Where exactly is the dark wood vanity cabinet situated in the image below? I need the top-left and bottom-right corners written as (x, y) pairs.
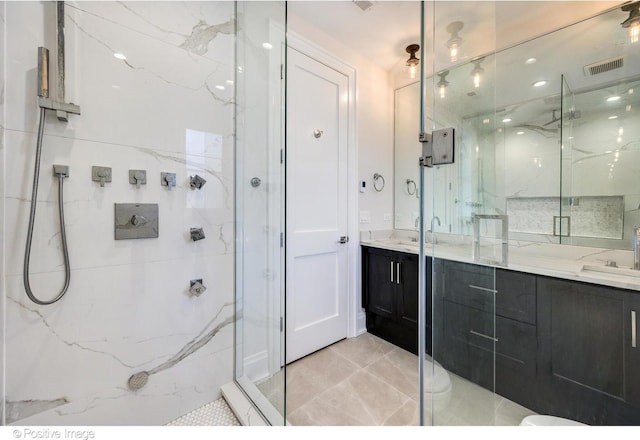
top-left (361, 246), bottom-right (428, 355)
top-left (434, 260), bottom-right (538, 409)
top-left (361, 245), bottom-right (640, 424)
top-left (537, 277), bottom-right (640, 425)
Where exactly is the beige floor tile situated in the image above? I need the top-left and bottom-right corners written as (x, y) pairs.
top-left (287, 394), bottom-right (372, 426)
top-left (330, 332), bottom-right (397, 368)
top-left (284, 332), bottom-right (536, 426)
top-left (365, 347), bottom-right (419, 401)
top-left (304, 369), bottom-right (412, 425)
top-left (382, 398), bottom-right (420, 426)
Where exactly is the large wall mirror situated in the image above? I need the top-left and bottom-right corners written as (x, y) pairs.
top-left (394, 5), bottom-right (640, 250)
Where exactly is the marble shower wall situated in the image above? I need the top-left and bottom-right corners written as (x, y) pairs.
top-left (506, 196), bottom-right (625, 239)
top-left (2, 1), bottom-right (235, 425)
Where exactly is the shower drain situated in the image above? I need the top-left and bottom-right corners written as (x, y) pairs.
top-left (127, 371), bottom-right (150, 390)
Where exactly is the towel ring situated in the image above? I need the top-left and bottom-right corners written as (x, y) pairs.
top-left (373, 173), bottom-right (385, 192)
top-left (406, 179), bottom-right (416, 196)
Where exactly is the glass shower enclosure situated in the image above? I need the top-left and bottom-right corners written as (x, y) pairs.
top-left (234, 0), bottom-right (287, 425)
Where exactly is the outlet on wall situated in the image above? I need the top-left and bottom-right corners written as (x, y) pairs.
top-left (384, 213), bottom-right (392, 221)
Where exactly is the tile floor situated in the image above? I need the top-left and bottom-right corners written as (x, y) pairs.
top-left (166, 397), bottom-right (240, 426)
top-left (285, 332), bottom-right (537, 426)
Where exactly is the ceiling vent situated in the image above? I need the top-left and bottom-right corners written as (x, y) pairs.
top-left (353, 1), bottom-right (374, 12)
top-left (583, 56), bottom-right (624, 76)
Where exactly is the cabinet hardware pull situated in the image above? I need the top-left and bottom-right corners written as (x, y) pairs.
top-left (390, 261), bottom-right (394, 283)
top-left (468, 284), bottom-right (498, 294)
top-left (470, 330), bottom-right (499, 342)
top-left (397, 262), bottom-right (401, 285)
top-left (633, 310), bottom-right (637, 349)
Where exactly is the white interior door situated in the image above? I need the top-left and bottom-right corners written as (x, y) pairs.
top-left (286, 47), bottom-right (349, 363)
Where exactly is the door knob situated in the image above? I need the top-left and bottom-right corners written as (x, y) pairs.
top-left (338, 236), bottom-right (349, 244)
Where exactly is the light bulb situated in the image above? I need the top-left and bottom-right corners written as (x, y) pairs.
top-left (439, 84), bottom-right (446, 99)
top-left (630, 22), bottom-right (640, 44)
top-left (450, 45), bottom-right (458, 61)
top-left (473, 72), bottom-right (481, 88)
top-left (409, 64), bottom-right (417, 79)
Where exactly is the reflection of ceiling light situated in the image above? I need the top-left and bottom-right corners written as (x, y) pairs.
top-left (627, 105), bottom-right (632, 112)
top-left (608, 115), bottom-right (618, 119)
top-left (405, 44), bottom-right (420, 79)
top-left (517, 131), bottom-right (524, 135)
top-left (437, 70), bottom-right (449, 99)
top-left (502, 118), bottom-right (512, 123)
top-left (532, 80), bottom-right (548, 87)
top-left (630, 88), bottom-right (635, 94)
top-left (471, 57), bottom-right (484, 88)
top-left (262, 42), bottom-right (273, 50)
top-left (525, 58), bottom-right (537, 64)
top-left (621, 2), bottom-right (640, 44)
top-left (114, 53), bottom-right (127, 60)
top-left (215, 85), bottom-right (225, 90)
top-left (568, 136), bottom-right (574, 140)
top-left (483, 119), bottom-right (490, 124)
top-left (607, 95), bottom-right (621, 102)
top-left (446, 21), bottom-right (464, 62)
top-left (226, 80), bottom-right (234, 85)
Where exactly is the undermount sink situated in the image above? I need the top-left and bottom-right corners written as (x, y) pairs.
top-left (581, 264), bottom-right (640, 278)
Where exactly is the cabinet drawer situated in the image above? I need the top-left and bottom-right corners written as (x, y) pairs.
top-left (442, 300), bottom-right (536, 374)
top-left (440, 261), bottom-right (536, 324)
top-left (496, 269), bottom-right (536, 324)
top-left (440, 260), bottom-right (495, 312)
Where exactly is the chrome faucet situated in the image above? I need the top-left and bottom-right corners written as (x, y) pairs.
top-left (430, 216), bottom-right (441, 231)
top-left (414, 216), bottom-right (420, 231)
top-left (633, 225), bottom-right (640, 270)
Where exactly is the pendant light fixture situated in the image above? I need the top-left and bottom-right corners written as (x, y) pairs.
top-left (437, 70), bottom-right (450, 99)
top-left (405, 44), bottom-right (420, 79)
top-left (471, 57), bottom-right (485, 88)
top-left (446, 21), bottom-right (464, 62)
top-left (621, 1), bottom-right (640, 44)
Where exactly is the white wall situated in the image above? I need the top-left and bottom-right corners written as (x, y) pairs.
top-left (2, 1), bottom-right (235, 425)
top-left (288, 11), bottom-right (394, 232)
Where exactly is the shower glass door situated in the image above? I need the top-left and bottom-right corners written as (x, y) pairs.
top-left (234, 0), bottom-right (287, 425)
top-left (420, 0), bottom-right (500, 426)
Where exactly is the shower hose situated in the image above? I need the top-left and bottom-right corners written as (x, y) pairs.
top-left (23, 107), bottom-right (71, 305)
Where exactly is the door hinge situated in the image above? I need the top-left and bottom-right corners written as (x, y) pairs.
top-left (280, 232), bottom-right (284, 247)
top-left (280, 64), bottom-right (284, 80)
top-left (280, 316), bottom-right (284, 332)
top-left (280, 149), bottom-right (284, 164)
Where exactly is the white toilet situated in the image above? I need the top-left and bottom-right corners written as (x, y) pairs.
top-left (520, 415), bottom-right (587, 426)
top-left (424, 357), bottom-right (452, 411)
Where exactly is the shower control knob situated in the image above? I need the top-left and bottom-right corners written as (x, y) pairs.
top-left (129, 169), bottom-right (147, 188)
top-left (130, 215), bottom-right (146, 227)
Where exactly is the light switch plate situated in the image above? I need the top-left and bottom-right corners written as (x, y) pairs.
top-left (359, 211), bottom-right (371, 224)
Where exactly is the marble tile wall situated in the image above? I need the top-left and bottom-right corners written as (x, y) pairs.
top-left (507, 196), bottom-right (624, 239)
top-left (2, 1), bottom-right (235, 425)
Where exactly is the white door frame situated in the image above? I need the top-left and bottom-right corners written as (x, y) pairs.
top-left (286, 31), bottom-right (360, 339)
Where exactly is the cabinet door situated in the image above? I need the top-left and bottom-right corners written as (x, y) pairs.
top-left (362, 247), bottom-right (396, 319)
top-left (625, 293), bottom-right (640, 408)
top-left (539, 277), bottom-right (624, 399)
top-left (537, 277), bottom-right (638, 424)
top-left (397, 253), bottom-right (418, 329)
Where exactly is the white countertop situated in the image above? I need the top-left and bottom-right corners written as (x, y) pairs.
top-left (360, 231), bottom-right (640, 292)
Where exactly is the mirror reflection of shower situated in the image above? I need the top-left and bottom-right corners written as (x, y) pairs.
top-left (24, 2), bottom-right (81, 305)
